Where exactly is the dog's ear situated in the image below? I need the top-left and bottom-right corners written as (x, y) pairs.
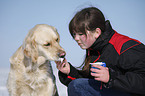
top-left (23, 37), bottom-right (38, 63)
top-left (9, 46), bottom-right (24, 68)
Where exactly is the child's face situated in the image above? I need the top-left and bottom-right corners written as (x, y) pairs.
top-left (73, 30), bottom-right (99, 49)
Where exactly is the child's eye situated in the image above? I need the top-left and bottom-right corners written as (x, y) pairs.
top-left (72, 33), bottom-right (76, 37)
top-left (72, 32), bottom-right (84, 38)
top-left (73, 33), bottom-right (76, 36)
top-left (79, 33), bottom-right (83, 36)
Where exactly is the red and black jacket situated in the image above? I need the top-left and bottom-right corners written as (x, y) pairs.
top-left (58, 21), bottom-right (145, 95)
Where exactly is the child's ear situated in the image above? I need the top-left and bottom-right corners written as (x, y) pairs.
top-left (94, 28), bottom-right (101, 39)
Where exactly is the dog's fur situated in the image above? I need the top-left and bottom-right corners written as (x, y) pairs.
top-left (7, 24), bottom-right (66, 96)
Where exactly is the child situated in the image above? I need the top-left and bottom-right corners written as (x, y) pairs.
top-left (55, 7), bottom-right (145, 96)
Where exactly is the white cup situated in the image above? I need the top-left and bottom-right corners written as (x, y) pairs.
top-left (90, 62), bottom-right (106, 72)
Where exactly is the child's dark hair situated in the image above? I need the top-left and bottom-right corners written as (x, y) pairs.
top-left (69, 7), bottom-right (106, 76)
top-left (69, 7), bottom-right (105, 38)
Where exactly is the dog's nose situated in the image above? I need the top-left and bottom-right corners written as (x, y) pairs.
top-left (58, 50), bottom-right (66, 58)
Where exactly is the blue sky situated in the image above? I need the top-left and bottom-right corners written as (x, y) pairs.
top-left (0, 0), bottom-right (145, 68)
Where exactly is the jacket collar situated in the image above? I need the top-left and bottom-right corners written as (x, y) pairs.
top-left (88, 20), bottom-right (115, 53)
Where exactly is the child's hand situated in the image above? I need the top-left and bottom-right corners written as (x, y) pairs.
top-left (90, 65), bottom-right (110, 83)
top-left (55, 58), bottom-right (70, 75)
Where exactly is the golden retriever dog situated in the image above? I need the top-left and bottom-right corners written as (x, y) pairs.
top-left (7, 24), bottom-right (66, 96)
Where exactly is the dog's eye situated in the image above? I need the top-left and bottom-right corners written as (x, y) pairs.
top-left (44, 43), bottom-right (50, 46)
top-left (56, 38), bottom-right (59, 42)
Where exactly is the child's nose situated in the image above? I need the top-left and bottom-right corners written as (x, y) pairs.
top-left (74, 35), bottom-right (79, 41)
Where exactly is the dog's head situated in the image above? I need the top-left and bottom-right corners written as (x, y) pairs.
top-left (22, 24), bottom-right (66, 64)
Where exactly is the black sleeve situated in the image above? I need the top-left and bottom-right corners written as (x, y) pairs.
top-left (58, 63), bottom-right (83, 86)
top-left (104, 43), bottom-right (145, 95)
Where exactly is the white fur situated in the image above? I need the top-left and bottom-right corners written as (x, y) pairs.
top-left (7, 24), bottom-right (65, 96)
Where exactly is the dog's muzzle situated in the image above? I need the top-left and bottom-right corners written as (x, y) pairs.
top-left (58, 50), bottom-right (66, 58)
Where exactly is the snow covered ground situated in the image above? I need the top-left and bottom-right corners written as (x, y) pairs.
top-left (0, 68), bottom-right (9, 96)
top-left (0, 65), bottom-right (67, 96)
